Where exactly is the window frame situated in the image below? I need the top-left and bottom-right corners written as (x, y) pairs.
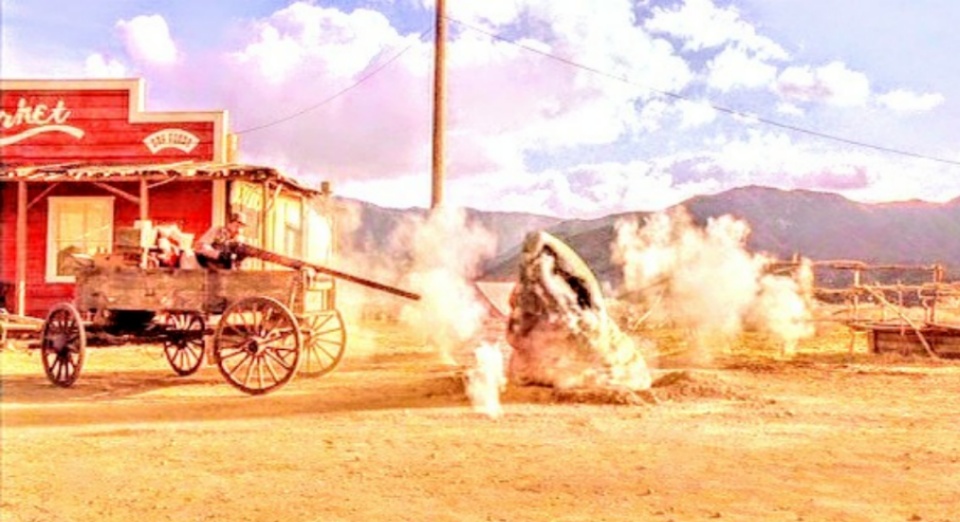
top-left (45, 196), bottom-right (115, 283)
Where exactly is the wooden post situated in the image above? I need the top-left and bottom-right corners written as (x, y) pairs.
top-left (227, 133), bottom-right (239, 163)
top-left (260, 183), bottom-right (270, 270)
top-left (852, 268), bottom-right (861, 321)
top-left (930, 264), bottom-right (942, 323)
top-left (15, 181), bottom-right (27, 316)
top-left (430, 0), bottom-right (447, 210)
top-left (299, 193), bottom-right (307, 260)
top-left (862, 285), bottom-right (938, 359)
top-left (139, 179), bottom-right (149, 221)
top-left (139, 179), bottom-right (150, 269)
top-left (212, 180), bottom-right (226, 227)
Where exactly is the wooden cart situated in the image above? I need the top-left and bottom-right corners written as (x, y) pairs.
top-left (38, 245), bottom-right (418, 395)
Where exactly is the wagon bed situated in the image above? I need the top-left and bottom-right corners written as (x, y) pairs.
top-left (39, 264), bottom-right (347, 395)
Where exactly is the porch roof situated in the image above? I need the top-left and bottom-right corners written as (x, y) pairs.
top-left (0, 161), bottom-right (326, 196)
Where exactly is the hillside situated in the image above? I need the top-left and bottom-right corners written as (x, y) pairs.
top-left (337, 186), bottom-right (960, 286)
top-left (332, 197), bottom-right (563, 257)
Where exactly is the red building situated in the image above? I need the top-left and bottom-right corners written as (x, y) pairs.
top-left (0, 79), bottom-right (331, 318)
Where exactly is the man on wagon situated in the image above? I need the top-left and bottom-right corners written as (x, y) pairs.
top-left (195, 213), bottom-right (247, 270)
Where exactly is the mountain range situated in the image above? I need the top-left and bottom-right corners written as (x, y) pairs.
top-left (336, 185), bottom-right (960, 287)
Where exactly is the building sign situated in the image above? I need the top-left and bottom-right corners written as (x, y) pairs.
top-left (143, 128), bottom-right (201, 153)
top-left (0, 98), bottom-right (84, 146)
top-left (0, 79), bottom-right (227, 165)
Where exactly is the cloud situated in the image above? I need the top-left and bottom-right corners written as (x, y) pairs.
top-left (84, 53), bottom-right (127, 78)
top-left (116, 14), bottom-right (179, 65)
top-left (774, 61), bottom-right (871, 107)
top-left (218, 0), bottom-right (696, 187)
top-left (677, 99), bottom-right (719, 128)
top-left (444, 160), bottom-right (719, 218)
top-left (706, 44), bottom-right (779, 92)
top-left (222, 3), bottom-right (432, 181)
top-left (776, 102), bottom-right (804, 116)
top-left (7, 0), bottom-right (954, 218)
top-left (231, 3), bottom-right (403, 83)
top-left (875, 89), bottom-right (945, 113)
top-left (795, 166), bottom-right (871, 191)
top-left (424, 0), bottom-right (523, 27)
top-left (674, 129), bottom-right (882, 193)
top-left (645, 0), bottom-right (789, 60)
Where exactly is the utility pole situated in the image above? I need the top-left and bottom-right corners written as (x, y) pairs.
top-left (430, 0), bottom-right (447, 209)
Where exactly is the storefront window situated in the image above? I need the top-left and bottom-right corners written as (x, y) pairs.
top-left (46, 197), bottom-right (114, 282)
top-left (306, 208), bottom-right (333, 265)
top-left (273, 195), bottom-right (302, 259)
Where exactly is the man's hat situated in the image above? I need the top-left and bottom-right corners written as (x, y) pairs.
top-left (229, 212), bottom-right (248, 226)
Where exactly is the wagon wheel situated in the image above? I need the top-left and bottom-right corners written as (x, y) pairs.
top-left (163, 312), bottom-right (206, 376)
top-left (214, 296), bottom-right (301, 395)
top-left (40, 303), bottom-right (87, 387)
top-left (299, 310), bottom-right (347, 377)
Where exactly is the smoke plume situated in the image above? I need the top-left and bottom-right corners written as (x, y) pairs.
top-left (612, 208), bottom-right (814, 361)
top-left (464, 342), bottom-right (508, 419)
top-left (392, 206), bottom-right (499, 363)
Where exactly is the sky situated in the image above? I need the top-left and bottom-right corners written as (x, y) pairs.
top-left (3, 0), bottom-right (959, 219)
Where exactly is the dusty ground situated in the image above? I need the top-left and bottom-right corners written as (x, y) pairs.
top-left (2, 321), bottom-right (959, 522)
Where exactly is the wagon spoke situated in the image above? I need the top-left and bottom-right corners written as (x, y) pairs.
top-left (59, 357), bottom-right (69, 382)
top-left (271, 345), bottom-right (298, 359)
top-left (264, 347), bottom-right (294, 372)
top-left (299, 311), bottom-right (346, 378)
top-left (219, 331), bottom-right (249, 350)
top-left (247, 301), bottom-right (260, 332)
top-left (242, 356), bottom-right (256, 388)
top-left (313, 314), bottom-right (334, 329)
top-left (262, 354), bottom-right (282, 383)
top-left (313, 344), bottom-right (337, 361)
top-left (262, 328), bottom-right (297, 346)
top-left (188, 346), bottom-right (202, 365)
top-left (313, 326), bottom-right (343, 336)
top-left (255, 356), bottom-right (265, 389)
top-left (227, 351), bottom-right (253, 376)
top-left (259, 306), bottom-right (274, 336)
top-left (219, 346), bottom-right (245, 360)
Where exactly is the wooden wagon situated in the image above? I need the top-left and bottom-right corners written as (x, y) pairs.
top-left (39, 243), bottom-right (418, 395)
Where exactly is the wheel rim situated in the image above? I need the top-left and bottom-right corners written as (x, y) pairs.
top-left (163, 313), bottom-right (206, 376)
top-left (41, 304), bottom-right (86, 387)
top-left (299, 311), bottom-right (346, 377)
top-left (214, 297), bottom-right (301, 395)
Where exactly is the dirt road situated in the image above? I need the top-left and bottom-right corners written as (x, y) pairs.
top-left (2, 324), bottom-right (959, 522)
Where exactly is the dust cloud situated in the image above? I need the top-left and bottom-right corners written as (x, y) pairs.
top-left (463, 342), bottom-right (508, 419)
top-left (329, 202), bottom-right (499, 365)
top-left (317, 201), bottom-right (507, 413)
top-left (612, 208), bottom-right (814, 362)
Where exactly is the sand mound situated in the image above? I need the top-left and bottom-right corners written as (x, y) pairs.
top-left (413, 367), bottom-right (754, 407)
top-left (650, 370), bottom-right (753, 402)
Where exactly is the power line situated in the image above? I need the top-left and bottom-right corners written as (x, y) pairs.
top-left (445, 16), bottom-right (960, 168)
top-left (236, 26), bottom-right (434, 135)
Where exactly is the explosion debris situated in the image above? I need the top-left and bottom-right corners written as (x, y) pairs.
top-left (506, 231), bottom-right (653, 392)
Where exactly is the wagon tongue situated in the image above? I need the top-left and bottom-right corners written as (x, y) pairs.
top-left (233, 243), bottom-right (421, 301)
